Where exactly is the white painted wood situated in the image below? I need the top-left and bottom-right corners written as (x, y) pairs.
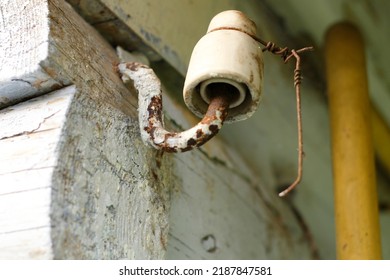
top-left (0, 68), bottom-right (67, 109)
top-left (0, 227), bottom-right (52, 259)
top-left (0, 0), bottom-right (134, 112)
top-left (0, 0), bottom-right (49, 81)
top-left (0, 0), bottom-right (67, 109)
top-left (0, 86), bottom-right (75, 259)
top-left (0, 168), bottom-right (53, 195)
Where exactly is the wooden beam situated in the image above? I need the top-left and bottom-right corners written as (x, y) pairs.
top-left (0, 0), bottom-right (137, 115)
top-left (0, 0), bottom-right (49, 81)
top-left (0, 86), bottom-right (75, 259)
top-left (0, 0), bottom-right (68, 108)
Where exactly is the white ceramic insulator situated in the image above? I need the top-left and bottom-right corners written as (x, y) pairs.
top-left (183, 10), bottom-right (264, 123)
top-left (200, 78), bottom-right (246, 109)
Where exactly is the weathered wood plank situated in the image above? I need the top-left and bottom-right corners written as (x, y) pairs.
top-left (45, 0), bottom-right (138, 116)
top-left (0, 0), bottom-right (68, 108)
top-left (0, 0), bottom-right (49, 81)
top-left (50, 92), bottom-right (173, 259)
top-left (0, 169), bottom-right (53, 195)
top-left (0, 86), bottom-right (75, 259)
top-left (0, 227), bottom-right (52, 259)
top-left (0, 0), bottom-right (137, 115)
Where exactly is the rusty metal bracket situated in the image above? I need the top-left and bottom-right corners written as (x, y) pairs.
top-left (119, 62), bottom-right (232, 152)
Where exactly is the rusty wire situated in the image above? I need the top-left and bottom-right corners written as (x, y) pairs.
top-left (259, 39), bottom-right (314, 197)
top-left (213, 27), bottom-right (313, 196)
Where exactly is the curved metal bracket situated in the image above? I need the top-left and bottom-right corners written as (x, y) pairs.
top-left (119, 62), bottom-right (232, 153)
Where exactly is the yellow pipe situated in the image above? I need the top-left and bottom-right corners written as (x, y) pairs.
top-left (325, 22), bottom-right (382, 259)
top-left (372, 105), bottom-right (390, 177)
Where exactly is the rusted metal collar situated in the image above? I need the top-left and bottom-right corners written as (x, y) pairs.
top-left (118, 62), bottom-right (230, 152)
